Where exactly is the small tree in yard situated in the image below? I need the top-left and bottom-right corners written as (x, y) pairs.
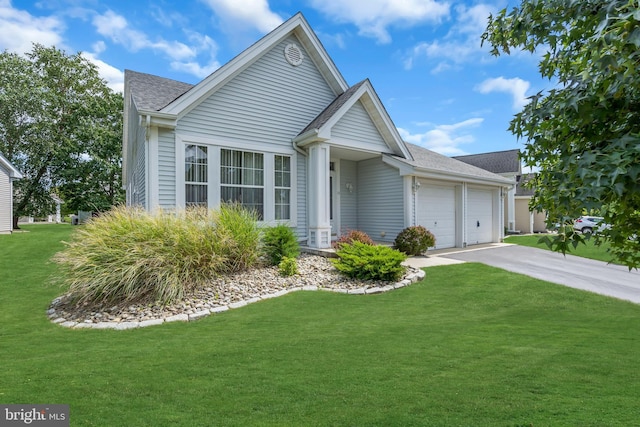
top-left (0, 44), bottom-right (124, 228)
top-left (482, 0), bottom-right (640, 268)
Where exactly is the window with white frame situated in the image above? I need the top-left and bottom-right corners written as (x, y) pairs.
top-left (274, 155), bottom-right (291, 220)
top-left (185, 144), bottom-right (208, 206)
top-left (220, 149), bottom-right (264, 219)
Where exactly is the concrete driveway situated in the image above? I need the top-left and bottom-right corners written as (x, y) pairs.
top-left (438, 244), bottom-right (640, 304)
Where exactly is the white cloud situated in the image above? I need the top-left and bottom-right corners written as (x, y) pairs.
top-left (476, 77), bottom-right (530, 109)
top-left (309, 0), bottom-right (450, 44)
top-left (0, 2), bottom-right (123, 92)
top-left (317, 30), bottom-right (347, 49)
top-left (403, 3), bottom-right (494, 71)
top-left (0, 0), bottom-right (64, 54)
top-left (200, 0), bottom-right (283, 33)
top-left (169, 31), bottom-right (220, 79)
top-left (81, 51), bottom-right (124, 93)
top-left (92, 10), bottom-right (222, 79)
top-left (398, 118), bottom-right (484, 156)
top-left (93, 10), bottom-right (196, 61)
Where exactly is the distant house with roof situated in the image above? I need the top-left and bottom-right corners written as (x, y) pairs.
top-left (122, 12), bottom-right (514, 249)
top-left (0, 152), bottom-right (23, 234)
top-left (514, 173), bottom-right (547, 233)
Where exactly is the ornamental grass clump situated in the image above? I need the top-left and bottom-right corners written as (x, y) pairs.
top-left (394, 225), bottom-right (436, 256)
top-left (332, 241), bottom-right (407, 282)
top-left (53, 204), bottom-right (260, 306)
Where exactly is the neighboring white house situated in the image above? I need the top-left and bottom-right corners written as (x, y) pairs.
top-left (0, 152), bottom-right (23, 234)
top-left (122, 12), bottom-right (514, 249)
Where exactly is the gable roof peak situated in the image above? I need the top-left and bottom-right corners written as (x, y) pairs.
top-left (160, 11), bottom-right (348, 116)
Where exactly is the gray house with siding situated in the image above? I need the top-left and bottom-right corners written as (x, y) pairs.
top-left (123, 12), bottom-right (514, 249)
top-left (0, 152), bottom-right (23, 234)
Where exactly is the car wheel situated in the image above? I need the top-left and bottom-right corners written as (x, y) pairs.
top-left (581, 227), bottom-right (593, 234)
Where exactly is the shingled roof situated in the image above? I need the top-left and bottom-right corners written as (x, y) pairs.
top-left (125, 69), bottom-right (194, 111)
top-left (399, 143), bottom-right (514, 182)
top-left (453, 149), bottom-right (521, 174)
top-left (298, 80), bottom-right (367, 135)
top-left (516, 173), bottom-right (536, 196)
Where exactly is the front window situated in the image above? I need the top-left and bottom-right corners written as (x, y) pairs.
top-left (274, 155), bottom-right (291, 220)
top-left (220, 149), bottom-right (264, 219)
top-left (185, 144), bottom-right (208, 206)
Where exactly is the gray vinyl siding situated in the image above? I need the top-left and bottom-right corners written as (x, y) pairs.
top-left (158, 129), bottom-right (176, 208)
top-left (177, 35), bottom-right (337, 148)
top-left (134, 137), bottom-right (146, 208)
top-left (332, 101), bottom-right (390, 152)
top-left (339, 159), bottom-right (357, 232)
top-left (357, 158), bottom-right (404, 242)
top-left (295, 154), bottom-right (307, 238)
top-left (0, 164), bottom-right (10, 233)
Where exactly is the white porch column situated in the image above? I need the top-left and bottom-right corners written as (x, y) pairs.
top-left (307, 143), bottom-right (331, 248)
top-left (507, 184), bottom-right (516, 231)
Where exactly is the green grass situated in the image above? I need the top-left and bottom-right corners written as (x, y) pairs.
top-left (505, 233), bottom-right (617, 263)
top-left (2, 224), bottom-right (640, 426)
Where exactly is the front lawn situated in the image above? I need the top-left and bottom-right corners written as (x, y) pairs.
top-left (2, 225), bottom-right (639, 426)
top-left (505, 233), bottom-right (617, 264)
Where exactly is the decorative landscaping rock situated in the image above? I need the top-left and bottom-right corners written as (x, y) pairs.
top-left (49, 254), bottom-right (426, 329)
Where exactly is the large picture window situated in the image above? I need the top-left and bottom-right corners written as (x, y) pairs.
top-left (274, 155), bottom-right (291, 220)
top-left (185, 144), bottom-right (208, 206)
top-left (220, 149), bottom-right (264, 219)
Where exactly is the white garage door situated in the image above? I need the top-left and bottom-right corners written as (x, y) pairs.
top-left (467, 188), bottom-right (493, 245)
top-left (417, 183), bottom-right (456, 249)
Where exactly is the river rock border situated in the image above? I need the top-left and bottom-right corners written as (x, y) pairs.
top-left (48, 254), bottom-right (425, 330)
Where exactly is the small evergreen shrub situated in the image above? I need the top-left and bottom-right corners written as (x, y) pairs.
top-left (278, 256), bottom-right (299, 277)
top-left (53, 205), bottom-right (261, 306)
top-left (331, 241), bottom-right (407, 282)
top-left (262, 224), bottom-right (300, 266)
top-left (394, 225), bottom-right (436, 256)
top-left (332, 229), bottom-right (374, 249)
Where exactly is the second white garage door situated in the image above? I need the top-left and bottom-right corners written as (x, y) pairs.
top-left (417, 184), bottom-right (456, 249)
top-left (467, 188), bottom-right (494, 245)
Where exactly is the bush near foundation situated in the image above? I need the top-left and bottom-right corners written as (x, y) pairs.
top-left (53, 204), bottom-right (260, 306)
top-left (394, 226), bottom-right (436, 256)
top-left (332, 229), bottom-right (374, 249)
top-left (332, 241), bottom-right (407, 282)
top-left (262, 224), bottom-right (300, 266)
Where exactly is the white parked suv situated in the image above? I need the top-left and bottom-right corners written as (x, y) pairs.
top-left (573, 216), bottom-right (607, 233)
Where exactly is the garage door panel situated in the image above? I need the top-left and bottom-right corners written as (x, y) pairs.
top-left (417, 184), bottom-right (456, 249)
top-left (467, 189), bottom-right (493, 245)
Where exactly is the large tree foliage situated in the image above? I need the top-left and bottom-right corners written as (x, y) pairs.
top-left (482, 0), bottom-right (640, 268)
top-left (0, 44), bottom-right (124, 227)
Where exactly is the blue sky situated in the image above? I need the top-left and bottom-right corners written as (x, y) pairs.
top-left (1, 0), bottom-right (550, 156)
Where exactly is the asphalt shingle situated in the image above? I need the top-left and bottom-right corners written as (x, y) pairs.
top-left (452, 149), bottom-right (521, 174)
top-left (401, 143), bottom-right (513, 181)
top-left (125, 69), bottom-right (194, 111)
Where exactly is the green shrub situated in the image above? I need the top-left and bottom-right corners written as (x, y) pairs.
top-left (331, 241), bottom-right (407, 282)
top-left (262, 223), bottom-right (299, 266)
top-left (394, 225), bottom-right (436, 256)
top-left (53, 205), bottom-right (261, 306)
top-left (333, 229), bottom-right (375, 249)
top-left (278, 256), bottom-right (299, 277)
